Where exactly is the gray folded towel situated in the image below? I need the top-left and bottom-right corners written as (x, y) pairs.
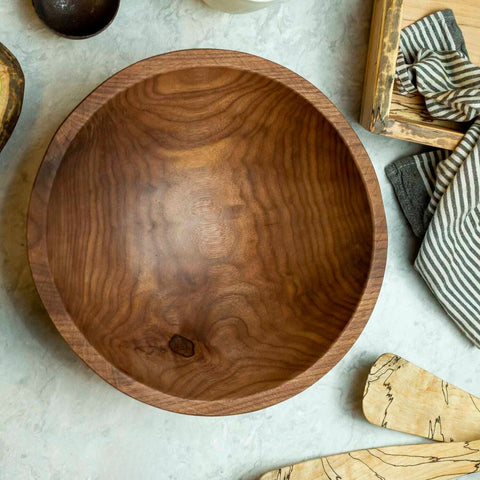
top-left (386, 9), bottom-right (480, 347)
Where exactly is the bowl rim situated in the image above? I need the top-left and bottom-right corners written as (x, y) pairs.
top-left (27, 49), bottom-right (387, 416)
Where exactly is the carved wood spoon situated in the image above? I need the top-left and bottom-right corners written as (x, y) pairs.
top-left (363, 353), bottom-right (480, 442)
top-left (259, 439), bottom-right (480, 479)
top-left (32, 0), bottom-right (120, 38)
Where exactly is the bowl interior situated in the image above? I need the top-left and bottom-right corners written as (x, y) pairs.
top-left (45, 66), bottom-right (373, 402)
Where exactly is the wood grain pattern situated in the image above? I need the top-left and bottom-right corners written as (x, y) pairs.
top-left (27, 50), bottom-right (387, 415)
top-left (0, 43), bottom-right (24, 153)
top-left (389, 90), bottom-right (467, 131)
top-left (361, 0), bottom-right (480, 149)
top-left (383, 118), bottom-right (467, 150)
top-left (259, 440), bottom-right (480, 480)
top-left (363, 353), bottom-right (480, 442)
top-left (360, 0), bottom-right (403, 133)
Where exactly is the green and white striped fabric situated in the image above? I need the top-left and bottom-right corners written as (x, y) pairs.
top-left (386, 9), bottom-right (480, 347)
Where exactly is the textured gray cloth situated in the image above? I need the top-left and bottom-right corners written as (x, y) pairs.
top-left (386, 9), bottom-right (480, 347)
top-left (385, 150), bottom-right (449, 238)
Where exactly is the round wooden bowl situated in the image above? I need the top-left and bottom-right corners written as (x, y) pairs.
top-left (32, 0), bottom-right (120, 39)
top-left (28, 50), bottom-right (387, 415)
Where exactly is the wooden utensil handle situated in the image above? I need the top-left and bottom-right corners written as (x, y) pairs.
top-left (259, 440), bottom-right (480, 480)
top-left (363, 353), bottom-right (480, 442)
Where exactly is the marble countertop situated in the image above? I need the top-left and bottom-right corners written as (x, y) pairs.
top-left (0, 1), bottom-right (478, 479)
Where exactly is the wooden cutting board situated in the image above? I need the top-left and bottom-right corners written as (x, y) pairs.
top-left (0, 42), bottom-right (24, 153)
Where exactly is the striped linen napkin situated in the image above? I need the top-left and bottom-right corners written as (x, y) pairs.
top-left (385, 9), bottom-right (480, 347)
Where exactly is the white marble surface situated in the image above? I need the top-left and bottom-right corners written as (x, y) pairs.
top-left (0, 1), bottom-right (479, 479)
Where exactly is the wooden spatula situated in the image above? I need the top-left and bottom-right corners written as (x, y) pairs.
top-left (259, 439), bottom-right (480, 479)
top-left (363, 353), bottom-right (480, 442)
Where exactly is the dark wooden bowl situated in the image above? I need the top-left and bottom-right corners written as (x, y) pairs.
top-left (28, 50), bottom-right (387, 415)
top-left (32, 0), bottom-right (120, 39)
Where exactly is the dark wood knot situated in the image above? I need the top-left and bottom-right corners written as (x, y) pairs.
top-left (169, 335), bottom-right (195, 358)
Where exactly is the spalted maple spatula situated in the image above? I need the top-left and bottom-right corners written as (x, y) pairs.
top-left (363, 353), bottom-right (480, 442)
top-left (259, 439), bottom-right (480, 479)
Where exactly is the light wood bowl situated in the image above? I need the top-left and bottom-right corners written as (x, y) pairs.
top-left (28, 50), bottom-right (387, 415)
top-left (0, 43), bottom-right (24, 152)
